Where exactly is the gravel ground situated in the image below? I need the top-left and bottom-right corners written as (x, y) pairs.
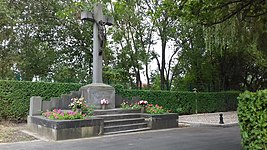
top-left (179, 111), bottom-right (238, 125)
top-left (0, 121), bottom-right (37, 143)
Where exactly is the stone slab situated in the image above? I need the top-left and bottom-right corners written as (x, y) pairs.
top-left (50, 97), bottom-right (61, 109)
top-left (29, 96), bottom-right (42, 116)
top-left (42, 101), bottom-right (51, 112)
top-left (142, 113), bottom-right (178, 129)
top-left (61, 94), bottom-right (71, 109)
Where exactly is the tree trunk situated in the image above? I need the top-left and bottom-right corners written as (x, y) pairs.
top-left (160, 39), bottom-right (166, 90)
top-left (145, 62), bottom-right (150, 87)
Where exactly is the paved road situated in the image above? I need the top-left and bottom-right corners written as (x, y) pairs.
top-left (0, 127), bottom-right (242, 150)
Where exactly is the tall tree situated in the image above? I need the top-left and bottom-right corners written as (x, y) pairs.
top-left (145, 0), bottom-right (182, 90)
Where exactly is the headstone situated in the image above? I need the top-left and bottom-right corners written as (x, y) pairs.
top-left (61, 94), bottom-right (72, 109)
top-left (29, 96), bottom-right (42, 116)
top-left (50, 97), bottom-right (61, 109)
top-left (81, 3), bottom-right (115, 109)
top-left (42, 101), bottom-right (51, 112)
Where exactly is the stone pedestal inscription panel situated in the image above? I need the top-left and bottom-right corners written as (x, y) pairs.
top-left (80, 83), bottom-right (115, 109)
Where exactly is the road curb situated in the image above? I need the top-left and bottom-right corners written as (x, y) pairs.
top-left (179, 122), bottom-right (239, 128)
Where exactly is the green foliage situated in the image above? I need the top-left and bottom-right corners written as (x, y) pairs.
top-left (0, 80), bottom-right (81, 121)
top-left (116, 89), bottom-right (240, 114)
top-left (237, 90), bottom-right (267, 149)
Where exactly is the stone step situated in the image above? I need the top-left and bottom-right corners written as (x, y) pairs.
top-left (104, 118), bottom-right (145, 126)
top-left (93, 108), bottom-right (140, 115)
top-left (104, 127), bottom-right (151, 135)
top-left (104, 122), bottom-right (148, 133)
top-left (95, 113), bottom-right (142, 120)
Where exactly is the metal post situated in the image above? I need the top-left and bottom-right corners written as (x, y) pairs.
top-left (219, 114), bottom-right (224, 124)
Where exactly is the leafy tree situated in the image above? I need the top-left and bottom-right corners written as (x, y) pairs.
top-left (110, 0), bottom-right (153, 89)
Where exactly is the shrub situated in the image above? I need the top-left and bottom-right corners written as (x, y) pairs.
top-left (116, 89), bottom-right (240, 114)
top-left (237, 90), bottom-right (267, 149)
top-left (0, 80), bottom-right (81, 121)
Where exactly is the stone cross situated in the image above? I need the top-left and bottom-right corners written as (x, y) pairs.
top-left (81, 3), bottom-right (113, 83)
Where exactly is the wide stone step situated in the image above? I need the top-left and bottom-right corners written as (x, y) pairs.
top-left (93, 108), bottom-right (140, 115)
top-left (104, 122), bottom-right (148, 133)
top-left (104, 118), bottom-right (145, 126)
top-left (96, 113), bottom-right (142, 120)
top-left (104, 127), bottom-right (150, 135)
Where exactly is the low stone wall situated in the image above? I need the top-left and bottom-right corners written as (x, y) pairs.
top-left (27, 116), bottom-right (104, 140)
top-left (142, 113), bottom-right (178, 129)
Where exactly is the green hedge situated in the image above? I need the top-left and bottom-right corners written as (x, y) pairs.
top-left (116, 90), bottom-right (240, 114)
top-left (0, 80), bottom-right (81, 121)
top-left (238, 90), bottom-right (267, 149)
top-left (0, 80), bottom-right (240, 121)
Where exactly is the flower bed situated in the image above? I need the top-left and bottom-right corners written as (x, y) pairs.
top-left (120, 100), bottom-right (170, 114)
top-left (120, 100), bottom-right (178, 129)
top-left (42, 109), bottom-right (86, 120)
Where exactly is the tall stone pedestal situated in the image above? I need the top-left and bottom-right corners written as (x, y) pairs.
top-left (80, 83), bottom-right (115, 109)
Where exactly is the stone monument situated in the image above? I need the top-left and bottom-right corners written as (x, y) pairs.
top-left (80, 3), bottom-right (115, 109)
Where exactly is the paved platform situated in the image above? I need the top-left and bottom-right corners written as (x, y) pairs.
top-left (0, 126), bottom-right (242, 150)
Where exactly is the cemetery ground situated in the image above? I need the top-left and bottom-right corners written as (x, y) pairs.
top-left (0, 121), bottom-right (37, 143)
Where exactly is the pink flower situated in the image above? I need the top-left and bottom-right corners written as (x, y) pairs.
top-left (57, 109), bottom-right (62, 114)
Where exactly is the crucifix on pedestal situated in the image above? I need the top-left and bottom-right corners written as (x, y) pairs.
top-left (81, 3), bottom-right (114, 83)
top-left (80, 3), bottom-right (115, 109)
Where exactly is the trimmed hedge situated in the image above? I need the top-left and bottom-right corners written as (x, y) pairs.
top-left (0, 80), bottom-right (240, 121)
top-left (0, 80), bottom-right (81, 121)
top-left (238, 90), bottom-right (267, 149)
top-left (116, 90), bottom-right (240, 114)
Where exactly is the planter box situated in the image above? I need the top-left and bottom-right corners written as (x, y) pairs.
top-left (142, 113), bottom-right (178, 129)
top-left (27, 116), bottom-right (104, 140)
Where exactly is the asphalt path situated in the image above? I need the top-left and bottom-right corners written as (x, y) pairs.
top-left (0, 127), bottom-right (242, 150)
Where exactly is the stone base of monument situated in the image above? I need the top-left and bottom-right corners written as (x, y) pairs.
top-left (27, 92), bottom-right (179, 141)
top-left (27, 116), bottom-right (104, 140)
top-left (27, 110), bottom-right (179, 140)
top-left (142, 113), bottom-right (178, 130)
top-left (80, 83), bottom-right (115, 109)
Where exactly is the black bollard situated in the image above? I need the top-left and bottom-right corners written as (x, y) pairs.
top-left (219, 114), bottom-right (224, 124)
